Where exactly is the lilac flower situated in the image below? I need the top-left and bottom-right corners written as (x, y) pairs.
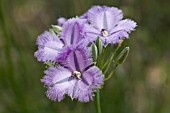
top-left (55, 18), bottom-right (89, 62)
top-left (41, 46), bottom-right (104, 102)
top-left (34, 31), bottom-right (64, 62)
top-left (57, 17), bottom-right (67, 26)
top-left (35, 18), bottom-right (88, 62)
top-left (60, 18), bottom-right (88, 47)
top-left (83, 6), bottom-right (137, 45)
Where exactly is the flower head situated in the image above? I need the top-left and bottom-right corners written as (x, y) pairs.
top-left (83, 6), bottom-right (137, 45)
top-left (34, 31), bottom-right (64, 62)
top-left (35, 18), bottom-right (88, 62)
top-left (41, 46), bottom-right (104, 102)
top-left (35, 5), bottom-right (137, 103)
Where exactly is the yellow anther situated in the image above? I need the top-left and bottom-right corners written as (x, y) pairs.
top-left (101, 30), bottom-right (108, 37)
top-left (73, 71), bottom-right (81, 79)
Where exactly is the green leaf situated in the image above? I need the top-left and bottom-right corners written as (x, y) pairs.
top-left (116, 47), bottom-right (130, 64)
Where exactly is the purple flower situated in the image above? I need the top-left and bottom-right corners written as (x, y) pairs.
top-left (60, 18), bottom-right (88, 47)
top-left (57, 17), bottom-right (67, 26)
top-left (35, 18), bottom-right (88, 63)
top-left (83, 6), bottom-right (137, 45)
top-left (41, 46), bottom-right (104, 102)
top-left (34, 31), bottom-right (64, 62)
top-left (56, 18), bottom-right (89, 62)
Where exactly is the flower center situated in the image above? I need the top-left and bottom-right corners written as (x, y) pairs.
top-left (73, 71), bottom-right (82, 79)
top-left (101, 29), bottom-right (108, 37)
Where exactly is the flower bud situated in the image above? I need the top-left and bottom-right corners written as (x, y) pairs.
top-left (95, 37), bottom-right (103, 55)
top-left (91, 42), bottom-right (98, 61)
top-left (51, 25), bottom-right (62, 34)
top-left (116, 47), bottom-right (130, 64)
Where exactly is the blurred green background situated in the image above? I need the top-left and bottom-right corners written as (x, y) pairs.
top-left (0, 0), bottom-right (170, 113)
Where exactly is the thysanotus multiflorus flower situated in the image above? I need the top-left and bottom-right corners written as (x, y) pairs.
top-left (34, 18), bottom-right (87, 62)
top-left (34, 5), bottom-right (137, 106)
top-left (41, 45), bottom-right (104, 102)
top-left (83, 6), bottom-right (137, 45)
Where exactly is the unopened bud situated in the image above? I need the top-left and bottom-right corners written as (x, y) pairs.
top-left (91, 42), bottom-right (98, 61)
top-left (116, 47), bottom-right (130, 64)
top-left (95, 37), bottom-right (103, 55)
top-left (51, 25), bottom-right (62, 34)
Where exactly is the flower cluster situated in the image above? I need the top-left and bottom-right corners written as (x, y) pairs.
top-left (34, 6), bottom-right (137, 102)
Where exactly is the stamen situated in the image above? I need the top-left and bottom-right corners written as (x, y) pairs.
top-left (73, 71), bottom-right (82, 79)
top-left (101, 29), bottom-right (108, 37)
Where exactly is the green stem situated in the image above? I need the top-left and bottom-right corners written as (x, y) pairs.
top-left (103, 52), bottom-right (115, 74)
top-left (101, 46), bottom-right (112, 69)
top-left (103, 45), bottom-right (120, 74)
top-left (95, 91), bottom-right (102, 113)
top-left (104, 63), bottom-right (118, 81)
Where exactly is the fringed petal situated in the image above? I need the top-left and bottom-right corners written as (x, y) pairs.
top-left (83, 66), bottom-right (104, 89)
top-left (107, 19), bottom-right (137, 44)
top-left (60, 18), bottom-right (86, 46)
top-left (68, 66), bottom-right (104, 102)
top-left (87, 6), bottom-right (123, 31)
top-left (58, 45), bottom-right (92, 72)
top-left (110, 19), bottom-right (137, 35)
top-left (41, 66), bottom-right (76, 101)
top-left (34, 31), bottom-right (64, 62)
